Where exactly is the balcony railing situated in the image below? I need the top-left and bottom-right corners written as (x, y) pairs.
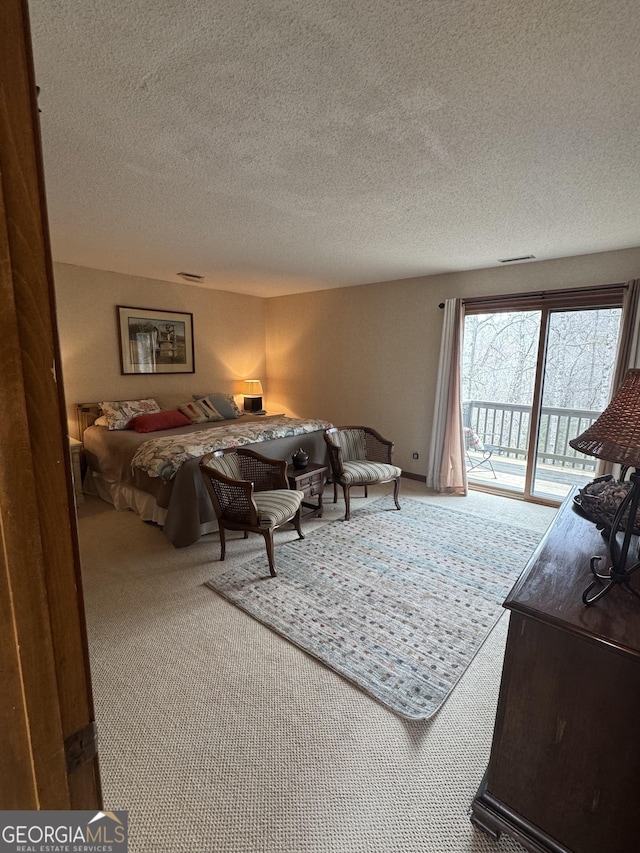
top-left (463, 400), bottom-right (601, 472)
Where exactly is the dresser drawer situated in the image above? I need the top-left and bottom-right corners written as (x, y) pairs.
top-left (297, 472), bottom-right (323, 495)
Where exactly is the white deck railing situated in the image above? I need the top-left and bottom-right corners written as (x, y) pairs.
top-left (463, 400), bottom-right (600, 472)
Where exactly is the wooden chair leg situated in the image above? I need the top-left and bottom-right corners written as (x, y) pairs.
top-left (333, 481), bottom-right (338, 503)
top-left (364, 485), bottom-right (368, 497)
top-left (392, 477), bottom-right (401, 511)
top-left (343, 485), bottom-right (351, 521)
top-left (262, 529), bottom-right (277, 577)
top-left (292, 507), bottom-right (305, 540)
top-left (219, 526), bottom-right (226, 561)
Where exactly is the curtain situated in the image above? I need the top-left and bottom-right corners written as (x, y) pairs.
top-left (601, 280), bottom-right (640, 477)
top-left (426, 298), bottom-right (467, 494)
top-left (612, 280), bottom-right (640, 382)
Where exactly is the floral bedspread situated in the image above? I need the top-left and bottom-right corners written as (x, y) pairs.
top-left (131, 417), bottom-right (332, 480)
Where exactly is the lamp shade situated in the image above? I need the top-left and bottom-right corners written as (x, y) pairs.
top-left (242, 379), bottom-right (263, 397)
top-left (569, 369), bottom-right (640, 468)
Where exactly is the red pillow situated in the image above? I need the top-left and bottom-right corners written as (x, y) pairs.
top-left (127, 409), bottom-right (191, 433)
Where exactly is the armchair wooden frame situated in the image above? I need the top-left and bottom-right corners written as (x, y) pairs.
top-left (324, 425), bottom-right (402, 521)
top-left (200, 447), bottom-right (304, 576)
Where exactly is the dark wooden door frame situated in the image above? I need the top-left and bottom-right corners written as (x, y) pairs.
top-left (0, 0), bottom-right (101, 808)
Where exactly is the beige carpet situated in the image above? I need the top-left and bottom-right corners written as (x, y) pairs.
top-left (77, 480), bottom-right (556, 853)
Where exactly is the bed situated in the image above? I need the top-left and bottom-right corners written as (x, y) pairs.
top-left (78, 402), bottom-right (332, 547)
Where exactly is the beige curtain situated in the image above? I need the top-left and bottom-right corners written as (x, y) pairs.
top-left (612, 280), bottom-right (640, 383)
top-left (600, 279), bottom-right (640, 477)
top-left (426, 299), bottom-right (467, 494)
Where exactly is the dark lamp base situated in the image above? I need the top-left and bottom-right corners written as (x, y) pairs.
top-left (244, 396), bottom-right (263, 413)
top-left (583, 470), bottom-right (640, 605)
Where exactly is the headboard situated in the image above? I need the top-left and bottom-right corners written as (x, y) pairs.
top-left (76, 403), bottom-right (101, 437)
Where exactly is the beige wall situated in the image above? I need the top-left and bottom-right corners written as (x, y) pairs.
top-left (266, 247), bottom-right (640, 476)
top-left (54, 263), bottom-right (267, 437)
top-left (54, 249), bottom-right (640, 467)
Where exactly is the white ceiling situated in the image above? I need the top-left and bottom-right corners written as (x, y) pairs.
top-left (30, 0), bottom-right (640, 297)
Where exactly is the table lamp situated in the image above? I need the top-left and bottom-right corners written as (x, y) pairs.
top-left (242, 379), bottom-right (265, 414)
top-left (569, 368), bottom-right (640, 605)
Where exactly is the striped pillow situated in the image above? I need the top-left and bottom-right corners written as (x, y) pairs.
top-left (178, 399), bottom-right (224, 423)
top-left (193, 392), bottom-right (243, 419)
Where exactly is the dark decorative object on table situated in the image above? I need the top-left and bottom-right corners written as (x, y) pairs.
top-left (569, 368), bottom-right (640, 605)
top-left (573, 475), bottom-right (640, 536)
top-left (291, 448), bottom-right (309, 469)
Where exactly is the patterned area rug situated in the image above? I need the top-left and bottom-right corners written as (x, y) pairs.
top-left (205, 496), bottom-right (543, 719)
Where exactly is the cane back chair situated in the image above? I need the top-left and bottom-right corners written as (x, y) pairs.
top-left (200, 447), bottom-right (305, 576)
top-left (324, 426), bottom-right (402, 521)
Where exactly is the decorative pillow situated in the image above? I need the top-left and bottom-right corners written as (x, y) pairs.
top-left (93, 415), bottom-right (108, 427)
top-left (178, 399), bottom-right (224, 424)
top-left (127, 409), bottom-right (191, 433)
top-left (99, 398), bottom-right (161, 430)
top-left (463, 426), bottom-right (485, 451)
top-left (193, 392), bottom-right (242, 419)
top-left (335, 428), bottom-right (367, 461)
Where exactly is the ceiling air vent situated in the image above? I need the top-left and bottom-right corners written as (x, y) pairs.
top-left (177, 271), bottom-right (204, 282)
top-left (498, 255), bottom-right (535, 263)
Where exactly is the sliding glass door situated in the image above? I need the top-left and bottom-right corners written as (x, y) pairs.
top-left (531, 307), bottom-right (622, 499)
top-left (462, 296), bottom-right (623, 504)
top-left (462, 310), bottom-right (541, 494)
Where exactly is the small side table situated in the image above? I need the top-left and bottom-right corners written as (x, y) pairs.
top-left (287, 462), bottom-right (327, 519)
top-left (68, 437), bottom-right (84, 506)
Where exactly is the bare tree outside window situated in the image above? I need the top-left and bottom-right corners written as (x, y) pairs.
top-left (462, 310), bottom-right (621, 411)
top-left (462, 306), bottom-right (623, 500)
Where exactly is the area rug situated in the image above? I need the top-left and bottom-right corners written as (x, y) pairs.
top-left (205, 496), bottom-right (543, 719)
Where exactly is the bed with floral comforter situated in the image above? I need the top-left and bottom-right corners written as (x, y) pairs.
top-left (82, 414), bottom-right (332, 547)
top-left (132, 417), bottom-right (330, 480)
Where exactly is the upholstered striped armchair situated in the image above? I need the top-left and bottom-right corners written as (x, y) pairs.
top-left (200, 448), bottom-right (305, 576)
top-left (324, 426), bottom-right (402, 521)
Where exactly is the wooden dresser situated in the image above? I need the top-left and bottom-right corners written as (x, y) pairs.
top-left (471, 490), bottom-right (640, 853)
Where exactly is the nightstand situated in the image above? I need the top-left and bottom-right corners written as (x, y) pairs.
top-left (287, 462), bottom-right (327, 519)
top-left (68, 437), bottom-right (84, 506)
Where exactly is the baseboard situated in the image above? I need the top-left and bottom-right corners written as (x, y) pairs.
top-left (402, 471), bottom-right (426, 482)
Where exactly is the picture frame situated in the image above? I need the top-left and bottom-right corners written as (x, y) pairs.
top-left (117, 305), bottom-right (195, 375)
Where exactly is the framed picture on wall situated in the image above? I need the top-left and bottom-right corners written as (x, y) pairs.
top-left (117, 305), bottom-right (195, 374)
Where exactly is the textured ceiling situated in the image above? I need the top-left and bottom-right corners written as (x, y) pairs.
top-left (30, 0), bottom-right (640, 297)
